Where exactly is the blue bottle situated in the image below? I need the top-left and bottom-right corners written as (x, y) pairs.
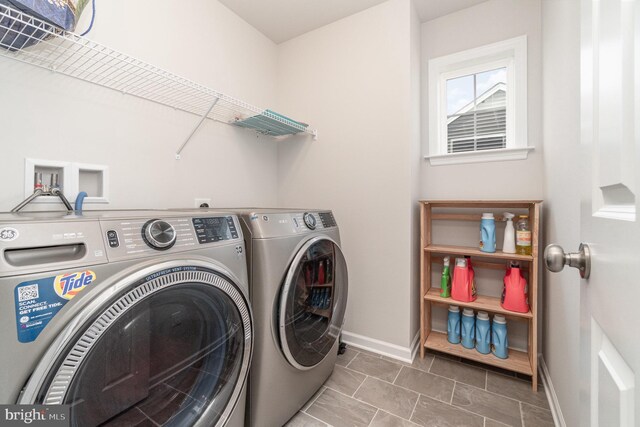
top-left (475, 311), bottom-right (491, 354)
top-left (461, 308), bottom-right (475, 349)
top-left (491, 315), bottom-right (509, 359)
top-left (479, 213), bottom-right (496, 253)
top-left (447, 305), bottom-right (461, 344)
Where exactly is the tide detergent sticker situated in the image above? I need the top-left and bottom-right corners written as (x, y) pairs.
top-left (14, 270), bottom-right (97, 343)
top-left (54, 270), bottom-right (96, 300)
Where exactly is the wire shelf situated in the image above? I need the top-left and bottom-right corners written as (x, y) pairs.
top-left (0, 3), bottom-right (316, 140)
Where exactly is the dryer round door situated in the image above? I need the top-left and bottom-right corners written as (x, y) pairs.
top-left (19, 261), bottom-right (252, 427)
top-left (279, 236), bottom-right (348, 370)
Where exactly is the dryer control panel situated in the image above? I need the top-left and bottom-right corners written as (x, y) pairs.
top-left (101, 215), bottom-right (241, 261)
top-left (242, 211), bottom-right (338, 239)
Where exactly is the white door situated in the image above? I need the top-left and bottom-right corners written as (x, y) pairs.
top-left (577, 0), bottom-right (639, 425)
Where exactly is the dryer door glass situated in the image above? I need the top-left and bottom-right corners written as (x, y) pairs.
top-left (30, 267), bottom-right (252, 427)
top-left (279, 237), bottom-right (348, 369)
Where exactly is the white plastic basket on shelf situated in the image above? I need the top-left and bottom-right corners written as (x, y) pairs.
top-left (0, 2), bottom-right (316, 142)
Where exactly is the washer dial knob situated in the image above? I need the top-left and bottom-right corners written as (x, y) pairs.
top-left (303, 212), bottom-right (317, 230)
top-left (143, 219), bottom-right (176, 250)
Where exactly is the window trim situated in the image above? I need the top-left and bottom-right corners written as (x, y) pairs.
top-left (426, 35), bottom-right (530, 166)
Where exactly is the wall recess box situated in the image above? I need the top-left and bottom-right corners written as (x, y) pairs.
top-left (75, 163), bottom-right (109, 204)
top-left (24, 159), bottom-right (109, 205)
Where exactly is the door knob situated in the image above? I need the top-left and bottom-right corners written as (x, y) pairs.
top-left (544, 243), bottom-right (591, 279)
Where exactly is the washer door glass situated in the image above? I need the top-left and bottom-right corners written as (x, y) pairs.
top-left (279, 237), bottom-right (348, 369)
top-left (31, 267), bottom-right (251, 427)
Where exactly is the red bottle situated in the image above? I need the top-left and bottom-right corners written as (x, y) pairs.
top-left (318, 260), bottom-right (325, 284)
top-left (451, 257), bottom-right (477, 302)
top-left (501, 262), bottom-right (529, 313)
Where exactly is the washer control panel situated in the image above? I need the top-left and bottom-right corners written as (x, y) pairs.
top-left (142, 219), bottom-right (177, 250)
top-left (192, 216), bottom-right (239, 244)
top-left (100, 215), bottom-right (241, 261)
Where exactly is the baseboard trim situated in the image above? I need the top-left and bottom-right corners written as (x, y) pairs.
top-left (539, 355), bottom-right (566, 427)
top-left (341, 330), bottom-right (419, 363)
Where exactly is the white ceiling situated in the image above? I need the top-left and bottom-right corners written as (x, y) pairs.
top-left (219, 0), bottom-right (490, 44)
top-left (413, 0), bottom-right (489, 22)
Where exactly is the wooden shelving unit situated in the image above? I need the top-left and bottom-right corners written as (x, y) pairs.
top-left (419, 200), bottom-right (542, 390)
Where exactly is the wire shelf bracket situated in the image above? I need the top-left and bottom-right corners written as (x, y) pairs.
top-left (175, 97), bottom-right (219, 160)
top-left (0, 3), bottom-right (317, 156)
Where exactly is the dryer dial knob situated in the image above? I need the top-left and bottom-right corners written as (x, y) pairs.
top-left (303, 212), bottom-right (317, 230)
top-left (143, 219), bottom-right (176, 250)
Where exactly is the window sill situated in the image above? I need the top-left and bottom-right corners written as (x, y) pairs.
top-left (424, 146), bottom-right (534, 166)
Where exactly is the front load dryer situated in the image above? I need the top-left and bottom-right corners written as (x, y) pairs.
top-left (235, 209), bottom-right (348, 427)
top-left (0, 210), bottom-right (252, 427)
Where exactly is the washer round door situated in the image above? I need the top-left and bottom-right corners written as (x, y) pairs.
top-left (19, 262), bottom-right (252, 427)
top-left (279, 237), bottom-right (348, 370)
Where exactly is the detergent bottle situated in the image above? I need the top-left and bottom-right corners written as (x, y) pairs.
top-left (451, 257), bottom-right (477, 302)
top-left (491, 315), bottom-right (509, 359)
top-left (447, 305), bottom-right (461, 344)
top-left (440, 256), bottom-right (451, 298)
top-left (461, 308), bottom-right (475, 349)
top-left (475, 311), bottom-right (491, 354)
top-left (501, 261), bottom-right (529, 313)
top-left (479, 213), bottom-right (496, 253)
top-left (502, 212), bottom-right (516, 254)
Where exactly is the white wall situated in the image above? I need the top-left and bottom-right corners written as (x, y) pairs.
top-left (0, 0), bottom-right (279, 211)
top-left (276, 0), bottom-right (417, 350)
top-left (409, 1), bottom-right (423, 349)
top-left (420, 0), bottom-right (544, 200)
top-left (541, 0), bottom-right (581, 425)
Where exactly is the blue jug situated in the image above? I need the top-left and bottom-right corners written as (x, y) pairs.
top-left (480, 213), bottom-right (496, 253)
top-left (447, 306), bottom-right (461, 344)
top-left (461, 308), bottom-right (475, 349)
top-left (491, 315), bottom-right (509, 359)
top-left (475, 311), bottom-right (491, 354)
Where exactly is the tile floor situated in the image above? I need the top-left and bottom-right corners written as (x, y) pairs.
top-left (286, 347), bottom-right (555, 427)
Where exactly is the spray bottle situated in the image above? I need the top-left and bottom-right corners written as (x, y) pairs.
top-left (502, 212), bottom-right (516, 254)
top-left (440, 256), bottom-right (451, 298)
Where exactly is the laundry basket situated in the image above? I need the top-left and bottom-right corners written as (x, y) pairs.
top-left (0, 0), bottom-right (89, 50)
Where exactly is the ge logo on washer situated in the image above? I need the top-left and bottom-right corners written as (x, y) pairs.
top-left (0, 227), bottom-right (19, 242)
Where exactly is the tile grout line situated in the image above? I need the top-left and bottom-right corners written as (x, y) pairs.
top-left (441, 382), bottom-right (519, 424)
top-left (136, 407), bottom-right (161, 427)
top-left (303, 411), bottom-right (332, 427)
top-left (450, 382), bottom-right (456, 405)
top-left (366, 409), bottom-right (380, 427)
top-left (485, 373), bottom-right (552, 411)
top-left (408, 392), bottom-right (420, 423)
top-left (338, 351), bottom-right (543, 424)
top-left (391, 365), bottom-right (404, 384)
top-left (427, 355), bottom-right (436, 371)
top-left (427, 356), bottom-right (489, 389)
top-left (452, 378), bottom-right (524, 406)
top-left (351, 373), bottom-right (369, 397)
top-left (344, 359), bottom-right (487, 406)
top-left (303, 386), bottom-right (326, 413)
top-left (344, 352), bottom-right (359, 369)
top-left (327, 382), bottom-right (427, 422)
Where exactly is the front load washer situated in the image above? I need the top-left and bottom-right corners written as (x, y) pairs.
top-left (0, 210), bottom-right (252, 427)
top-left (234, 209), bottom-right (348, 427)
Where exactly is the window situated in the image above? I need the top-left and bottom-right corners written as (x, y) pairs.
top-left (426, 36), bottom-right (530, 165)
